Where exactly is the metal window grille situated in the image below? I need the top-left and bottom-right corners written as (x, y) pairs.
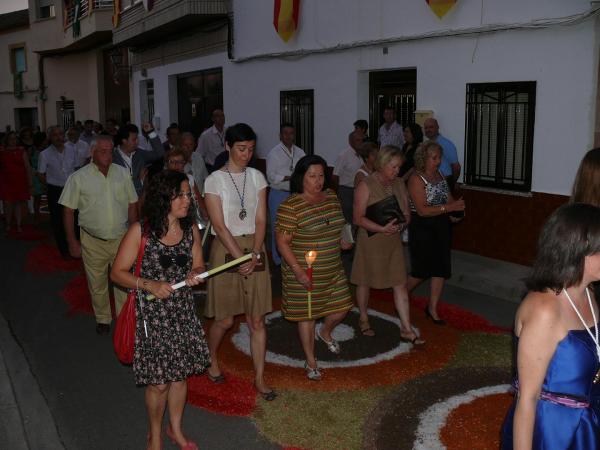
top-left (375, 93), bottom-right (416, 130)
top-left (65, 0), bottom-right (112, 27)
top-left (57, 100), bottom-right (75, 131)
top-left (280, 90), bottom-right (314, 155)
top-left (465, 82), bottom-right (536, 192)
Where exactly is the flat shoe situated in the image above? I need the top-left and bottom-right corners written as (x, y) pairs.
top-left (166, 425), bottom-right (198, 450)
top-left (254, 384), bottom-right (278, 401)
top-left (359, 318), bottom-right (375, 337)
top-left (400, 333), bottom-right (425, 346)
top-left (207, 372), bottom-right (225, 384)
top-left (316, 330), bottom-right (340, 354)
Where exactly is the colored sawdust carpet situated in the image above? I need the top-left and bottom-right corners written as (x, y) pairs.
top-left (25, 242), bottom-right (82, 273)
top-left (49, 261), bottom-right (515, 449)
top-left (187, 292), bottom-right (514, 450)
top-left (59, 273), bottom-right (95, 316)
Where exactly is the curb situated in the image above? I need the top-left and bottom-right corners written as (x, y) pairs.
top-left (0, 314), bottom-right (64, 450)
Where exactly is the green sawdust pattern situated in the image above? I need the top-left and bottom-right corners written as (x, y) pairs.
top-left (254, 387), bottom-right (393, 450)
top-left (448, 333), bottom-right (512, 368)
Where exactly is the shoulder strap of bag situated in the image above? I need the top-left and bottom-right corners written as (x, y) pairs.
top-left (134, 223), bottom-right (148, 278)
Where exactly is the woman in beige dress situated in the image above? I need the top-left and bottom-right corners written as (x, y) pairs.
top-left (203, 123), bottom-right (276, 401)
top-left (351, 145), bottom-right (424, 344)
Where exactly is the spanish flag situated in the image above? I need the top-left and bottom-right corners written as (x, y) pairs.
top-left (274, 0), bottom-right (300, 42)
top-left (426, 0), bottom-right (457, 19)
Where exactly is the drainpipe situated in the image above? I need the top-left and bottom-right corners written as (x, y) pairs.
top-left (38, 54), bottom-right (47, 131)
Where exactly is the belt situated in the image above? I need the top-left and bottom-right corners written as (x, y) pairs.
top-left (81, 228), bottom-right (111, 242)
top-left (513, 380), bottom-right (590, 409)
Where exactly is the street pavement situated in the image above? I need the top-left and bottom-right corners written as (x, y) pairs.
top-left (0, 226), bottom-right (519, 449)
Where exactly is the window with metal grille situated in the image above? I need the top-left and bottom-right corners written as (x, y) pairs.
top-left (37, 0), bottom-right (55, 19)
top-left (465, 82), bottom-right (536, 192)
top-left (280, 90), bottom-right (314, 155)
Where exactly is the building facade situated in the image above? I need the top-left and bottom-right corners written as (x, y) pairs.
top-left (118, 0), bottom-right (600, 264)
top-left (26, 0), bottom-right (129, 130)
top-left (0, 9), bottom-right (40, 131)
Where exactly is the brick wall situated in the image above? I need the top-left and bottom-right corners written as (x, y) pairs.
top-left (452, 187), bottom-right (568, 265)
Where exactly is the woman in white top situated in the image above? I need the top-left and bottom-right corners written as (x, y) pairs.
top-left (353, 141), bottom-right (379, 188)
top-left (203, 123), bottom-right (276, 401)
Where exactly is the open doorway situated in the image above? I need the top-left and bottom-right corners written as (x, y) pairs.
top-left (177, 68), bottom-right (223, 137)
top-left (369, 69), bottom-right (417, 138)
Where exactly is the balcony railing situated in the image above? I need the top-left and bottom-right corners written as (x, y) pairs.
top-left (64, 0), bottom-right (113, 28)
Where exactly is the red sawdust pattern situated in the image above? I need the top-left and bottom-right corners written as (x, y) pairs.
top-left (59, 273), bottom-right (94, 316)
top-left (440, 392), bottom-right (513, 449)
top-left (25, 243), bottom-right (82, 273)
top-left (7, 224), bottom-right (47, 241)
top-left (372, 290), bottom-right (511, 334)
top-left (212, 296), bottom-right (461, 392)
top-left (187, 371), bottom-right (256, 416)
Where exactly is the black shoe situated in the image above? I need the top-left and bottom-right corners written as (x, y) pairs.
top-left (425, 307), bottom-right (446, 325)
top-left (96, 323), bottom-right (110, 335)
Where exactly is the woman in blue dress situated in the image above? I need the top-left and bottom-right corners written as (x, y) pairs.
top-left (502, 203), bottom-right (600, 449)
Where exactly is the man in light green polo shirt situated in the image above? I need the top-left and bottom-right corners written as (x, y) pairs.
top-left (59, 135), bottom-right (138, 335)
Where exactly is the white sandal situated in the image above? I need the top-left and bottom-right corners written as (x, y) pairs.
top-left (304, 361), bottom-right (322, 381)
top-left (316, 330), bottom-right (341, 354)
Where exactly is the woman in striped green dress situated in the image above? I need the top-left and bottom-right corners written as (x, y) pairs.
top-left (276, 155), bottom-right (353, 381)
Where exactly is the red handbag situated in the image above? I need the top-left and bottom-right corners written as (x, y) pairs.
top-left (113, 231), bottom-right (148, 365)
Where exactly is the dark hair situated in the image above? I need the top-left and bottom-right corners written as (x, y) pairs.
top-left (166, 124), bottom-right (179, 135)
top-left (356, 141), bottom-right (378, 162)
top-left (3, 131), bottom-right (18, 147)
top-left (290, 155), bottom-right (329, 194)
top-left (225, 123), bottom-right (256, 147)
top-left (33, 131), bottom-right (47, 148)
top-left (526, 203), bottom-right (600, 293)
top-left (142, 170), bottom-right (194, 238)
top-left (353, 119), bottom-right (368, 132)
top-left (571, 148), bottom-right (600, 208)
top-left (404, 123), bottom-right (424, 146)
top-left (84, 119), bottom-right (94, 126)
top-left (114, 123), bottom-right (138, 147)
top-left (280, 122), bottom-right (294, 133)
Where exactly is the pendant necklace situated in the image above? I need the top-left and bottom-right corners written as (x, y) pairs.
top-left (281, 143), bottom-right (294, 172)
top-left (562, 287), bottom-right (600, 383)
top-left (225, 164), bottom-right (248, 220)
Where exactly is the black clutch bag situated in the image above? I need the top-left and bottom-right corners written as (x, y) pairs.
top-left (365, 195), bottom-right (406, 236)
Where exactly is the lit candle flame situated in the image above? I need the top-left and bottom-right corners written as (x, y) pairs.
top-left (305, 250), bottom-right (317, 267)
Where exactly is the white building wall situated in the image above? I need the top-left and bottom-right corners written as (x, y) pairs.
top-left (133, 0), bottom-right (599, 196)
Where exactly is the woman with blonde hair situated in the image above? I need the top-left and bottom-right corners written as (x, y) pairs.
top-left (351, 145), bottom-right (423, 343)
top-left (407, 141), bottom-right (465, 324)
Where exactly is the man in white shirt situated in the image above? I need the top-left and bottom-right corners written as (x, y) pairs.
top-left (65, 127), bottom-right (90, 167)
top-left (196, 109), bottom-right (225, 172)
top-left (333, 130), bottom-right (365, 223)
top-left (37, 126), bottom-right (79, 258)
top-left (266, 123), bottom-right (306, 265)
top-left (80, 119), bottom-right (96, 145)
top-left (112, 123), bottom-right (164, 195)
top-left (378, 106), bottom-right (404, 148)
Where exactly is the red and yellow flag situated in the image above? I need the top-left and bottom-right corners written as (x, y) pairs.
top-left (426, 0), bottom-right (457, 19)
top-left (112, 0), bottom-right (121, 27)
top-left (274, 0), bottom-right (300, 42)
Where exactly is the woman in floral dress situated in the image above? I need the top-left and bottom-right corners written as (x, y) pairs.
top-left (112, 170), bottom-right (210, 450)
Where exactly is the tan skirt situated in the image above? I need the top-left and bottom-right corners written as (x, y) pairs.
top-left (205, 234), bottom-right (272, 321)
top-left (350, 228), bottom-right (407, 289)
